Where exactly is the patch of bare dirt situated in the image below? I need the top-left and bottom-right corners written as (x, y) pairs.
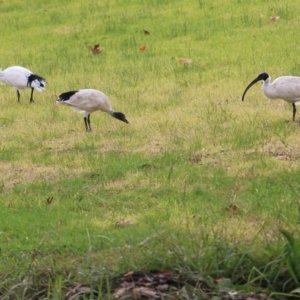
top-left (136, 139), bottom-right (164, 155)
top-left (260, 141), bottom-right (300, 161)
top-left (190, 150), bottom-right (221, 168)
top-left (64, 270), bottom-right (270, 300)
top-left (0, 162), bottom-right (58, 190)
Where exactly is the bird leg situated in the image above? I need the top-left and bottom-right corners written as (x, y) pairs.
top-left (87, 115), bottom-right (92, 131)
top-left (84, 115), bottom-right (92, 132)
top-left (30, 88), bottom-right (34, 103)
top-left (84, 117), bottom-right (88, 131)
top-left (292, 103), bottom-right (297, 122)
top-left (17, 90), bottom-right (20, 103)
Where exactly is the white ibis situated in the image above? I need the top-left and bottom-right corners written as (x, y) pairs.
top-left (57, 89), bottom-right (129, 132)
top-left (242, 72), bottom-right (300, 121)
top-left (0, 66), bottom-right (46, 103)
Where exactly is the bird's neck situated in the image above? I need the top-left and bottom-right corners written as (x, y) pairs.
top-left (263, 77), bottom-right (278, 99)
top-left (262, 77), bottom-right (271, 90)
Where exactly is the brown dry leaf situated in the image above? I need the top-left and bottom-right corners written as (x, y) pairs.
top-left (113, 288), bottom-right (130, 298)
top-left (225, 204), bottom-right (238, 213)
top-left (132, 287), bottom-right (159, 297)
top-left (214, 277), bottom-right (225, 283)
top-left (228, 292), bottom-right (269, 300)
top-left (156, 284), bottom-right (169, 292)
top-left (178, 58), bottom-right (193, 64)
top-left (123, 270), bottom-right (135, 277)
top-left (116, 219), bottom-right (134, 227)
top-left (89, 43), bottom-right (103, 54)
top-left (139, 45), bottom-right (146, 51)
top-left (269, 16), bottom-right (280, 22)
top-left (65, 284), bottom-right (91, 299)
top-left (120, 281), bottom-right (135, 289)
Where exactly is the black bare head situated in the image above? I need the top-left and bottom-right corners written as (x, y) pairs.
top-left (57, 91), bottom-right (79, 102)
top-left (242, 72), bottom-right (269, 101)
top-left (27, 74), bottom-right (46, 87)
top-left (112, 112), bottom-right (129, 124)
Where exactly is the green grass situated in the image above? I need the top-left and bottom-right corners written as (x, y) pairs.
top-left (2, 0), bottom-right (300, 298)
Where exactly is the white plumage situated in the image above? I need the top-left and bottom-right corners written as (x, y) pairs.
top-left (242, 72), bottom-right (300, 121)
top-left (0, 66), bottom-right (46, 103)
top-left (57, 89), bottom-right (129, 132)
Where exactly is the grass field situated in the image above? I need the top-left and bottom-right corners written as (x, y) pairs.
top-left (1, 0), bottom-right (300, 298)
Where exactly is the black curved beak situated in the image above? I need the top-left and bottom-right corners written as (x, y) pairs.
top-left (242, 75), bottom-right (262, 101)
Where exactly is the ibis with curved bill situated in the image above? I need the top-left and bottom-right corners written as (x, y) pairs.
top-left (57, 89), bottom-right (129, 132)
top-left (0, 66), bottom-right (46, 103)
top-left (242, 72), bottom-right (300, 121)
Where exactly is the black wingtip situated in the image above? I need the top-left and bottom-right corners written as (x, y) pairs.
top-left (57, 90), bottom-right (79, 101)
